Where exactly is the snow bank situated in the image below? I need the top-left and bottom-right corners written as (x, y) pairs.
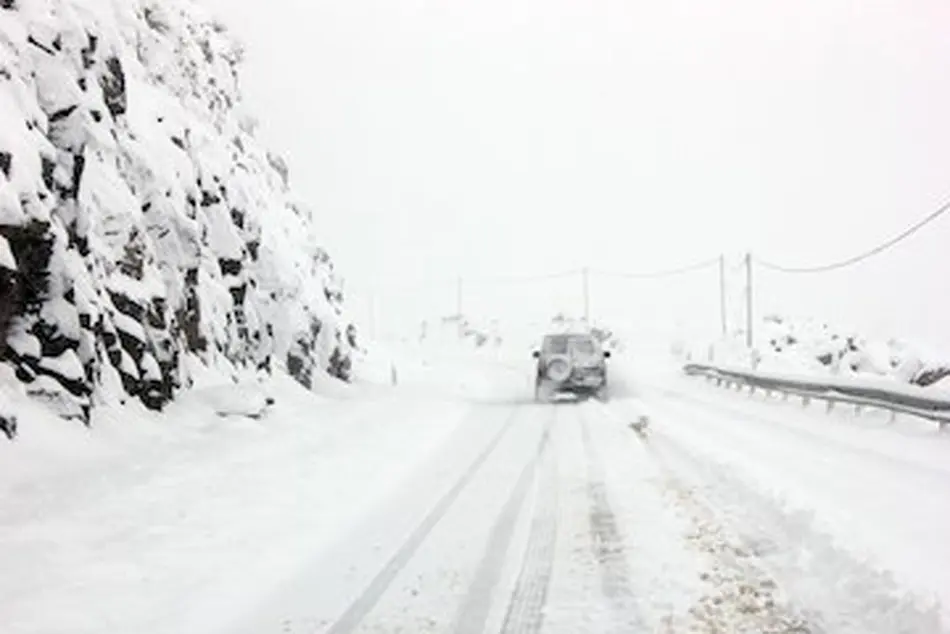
top-left (691, 314), bottom-right (950, 391)
top-left (0, 0), bottom-right (355, 429)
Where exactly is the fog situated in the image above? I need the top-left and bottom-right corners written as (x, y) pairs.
top-left (200, 0), bottom-right (950, 350)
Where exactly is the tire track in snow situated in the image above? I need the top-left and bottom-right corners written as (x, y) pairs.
top-left (324, 406), bottom-right (523, 634)
top-left (617, 395), bottom-right (816, 632)
top-left (579, 409), bottom-right (643, 631)
top-left (453, 409), bottom-right (554, 634)
top-left (497, 407), bottom-right (560, 634)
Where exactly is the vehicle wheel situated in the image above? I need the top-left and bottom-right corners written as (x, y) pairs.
top-left (544, 355), bottom-right (572, 382)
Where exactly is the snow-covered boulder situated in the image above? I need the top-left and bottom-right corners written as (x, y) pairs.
top-left (0, 0), bottom-right (355, 427)
top-left (699, 314), bottom-right (950, 390)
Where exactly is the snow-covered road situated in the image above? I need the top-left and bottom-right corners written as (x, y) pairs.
top-left (2, 350), bottom-right (949, 633)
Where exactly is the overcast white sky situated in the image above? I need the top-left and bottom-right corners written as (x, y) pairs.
top-left (202, 0), bottom-right (950, 349)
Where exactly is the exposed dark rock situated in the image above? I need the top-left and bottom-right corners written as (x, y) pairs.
top-left (246, 240), bottom-right (259, 261)
top-left (229, 283), bottom-right (247, 305)
top-left (119, 229), bottom-right (146, 279)
top-left (49, 105), bottom-right (78, 123)
top-left (81, 33), bottom-right (98, 69)
top-left (0, 415), bottom-right (17, 440)
top-left (0, 269), bottom-right (18, 359)
top-left (32, 320), bottom-right (76, 359)
top-left (1, 220), bottom-right (53, 312)
top-left (200, 190), bottom-right (221, 207)
top-left (176, 269), bottom-right (206, 353)
top-left (109, 290), bottom-right (145, 321)
top-left (140, 382), bottom-right (166, 411)
top-left (143, 6), bottom-right (170, 34)
top-left (41, 156), bottom-right (56, 189)
top-left (39, 360), bottom-right (89, 398)
top-left (328, 346), bottom-right (351, 381)
top-left (116, 328), bottom-right (146, 364)
top-left (913, 367), bottom-right (950, 388)
top-left (14, 363), bottom-right (34, 382)
top-left (68, 151), bottom-right (85, 200)
top-left (27, 35), bottom-right (56, 56)
top-left (146, 298), bottom-right (167, 329)
top-left (100, 56), bottom-right (127, 118)
top-left (218, 258), bottom-right (241, 277)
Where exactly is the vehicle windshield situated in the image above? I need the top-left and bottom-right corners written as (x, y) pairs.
top-left (570, 337), bottom-right (596, 355)
top-left (543, 335), bottom-right (596, 355)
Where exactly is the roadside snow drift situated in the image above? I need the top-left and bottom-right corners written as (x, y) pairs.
top-left (695, 314), bottom-right (950, 391)
top-left (0, 0), bottom-right (355, 429)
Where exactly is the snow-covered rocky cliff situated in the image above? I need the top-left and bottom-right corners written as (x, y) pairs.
top-left (0, 0), bottom-right (355, 432)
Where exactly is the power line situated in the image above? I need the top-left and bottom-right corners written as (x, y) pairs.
top-left (463, 268), bottom-right (583, 287)
top-left (592, 257), bottom-right (720, 280)
top-left (369, 268), bottom-right (582, 294)
top-left (756, 196), bottom-right (950, 274)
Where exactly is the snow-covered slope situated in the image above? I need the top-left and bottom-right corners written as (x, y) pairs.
top-left (697, 314), bottom-right (950, 389)
top-left (0, 0), bottom-right (354, 430)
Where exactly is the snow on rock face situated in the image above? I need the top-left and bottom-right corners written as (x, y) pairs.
top-left (702, 314), bottom-right (950, 389)
top-left (0, 0), bottom-right (355, 426)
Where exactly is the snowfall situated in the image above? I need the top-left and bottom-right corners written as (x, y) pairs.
top-left (1, 329), bottom-right (949, 634)
top-left (3, 0), bottom-right (950, 632)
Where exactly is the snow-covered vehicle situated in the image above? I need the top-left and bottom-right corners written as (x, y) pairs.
top-left (532, 333), bottom-right (610, 402)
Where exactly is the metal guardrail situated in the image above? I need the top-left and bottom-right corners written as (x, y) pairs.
top-left (683, 363), bottom-right (950, 429)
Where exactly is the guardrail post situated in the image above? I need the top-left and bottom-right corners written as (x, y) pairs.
top-left (802, 395), bottom-right (811, 408)
top-left (889, 411), bottom-right (897, 425)
top-left (854, 404), bottom-right (863, 416)
top-left (826, 399), bottom-right (835, 414)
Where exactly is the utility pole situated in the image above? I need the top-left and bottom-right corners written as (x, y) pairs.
top-left (582, 267), bottom-right (590, 323)
top-left (745, 252), bottom-right (754, 348)
top-left (719, 254), bottom-right (727, 337)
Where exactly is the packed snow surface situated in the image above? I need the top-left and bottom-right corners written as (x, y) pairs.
top-left (2, 343), bottom-right (949, 633)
